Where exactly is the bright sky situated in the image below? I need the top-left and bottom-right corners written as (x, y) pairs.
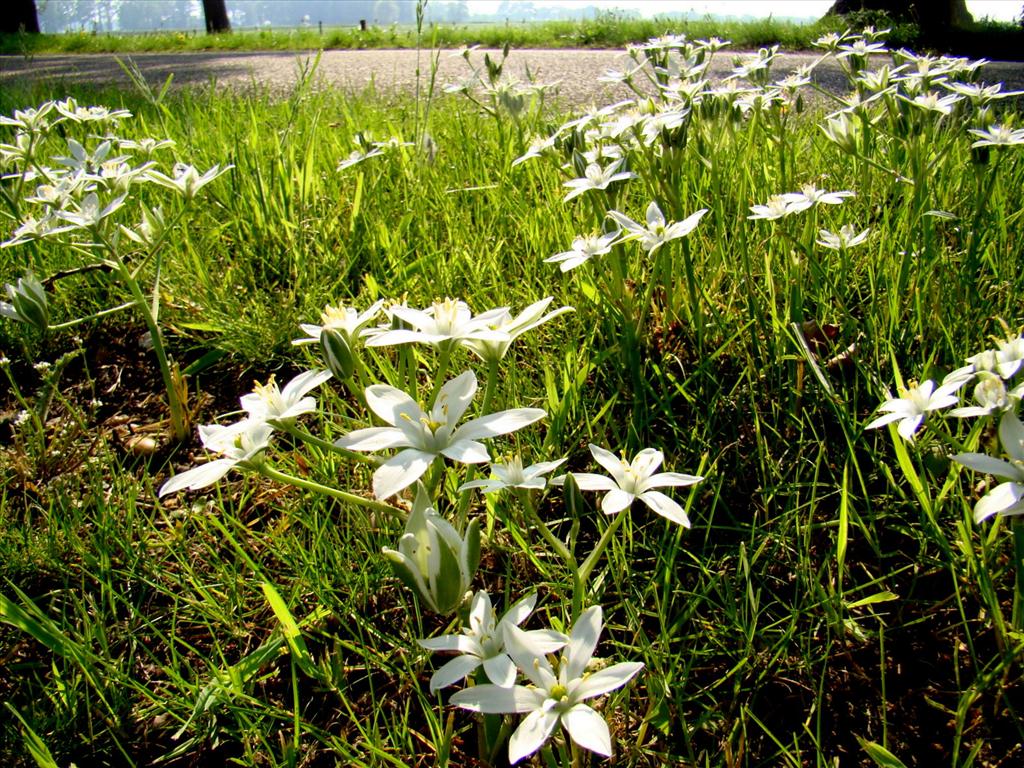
top-left (466, 1), bottom-right (1021, 22)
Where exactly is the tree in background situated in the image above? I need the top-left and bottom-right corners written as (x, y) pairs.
top-left (826, 0), bottom-right (972, 38)
top-left (4, 0), bottom-right (40, 33)
top-left (202, 0), bottom-right (230, 33)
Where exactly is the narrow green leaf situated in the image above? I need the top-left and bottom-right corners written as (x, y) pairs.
top-left (857, 736), bottom-right (910, 768)
top-left (4, 704), bottom-right (60, 768)
top-left (261, 581), bottom-right (317, 677)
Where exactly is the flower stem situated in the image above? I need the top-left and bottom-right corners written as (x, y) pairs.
top-left (277, 422), bottom-right (379, 465)
top-left (456, 358), bottom-right (501, 528)
top-left (516, 489), bottom-right (583, 620)
top-left (1012, 517), bottom-right (1024, 633)
top-left (256, 464), bottom-right (404, 520)
top-left (47, 301), bottom-right (137, 330)
top-left (576, 508), bottom-right (629, 608)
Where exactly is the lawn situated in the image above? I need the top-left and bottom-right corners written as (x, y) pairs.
top-left (1, 29), bottom-right (1024, 768)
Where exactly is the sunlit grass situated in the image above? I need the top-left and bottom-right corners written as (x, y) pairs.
top-left (0, 13), bottom-right (924, 55)
top-left (1, 30), bottom-right (1024, 768)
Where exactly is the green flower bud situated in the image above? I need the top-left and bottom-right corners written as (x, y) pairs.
top-left (320, 327), bottom-right (355, 380)
top-left (381, 484), bottom-right (479, 615)
top-left (0, 273), bottom-right (49, 331)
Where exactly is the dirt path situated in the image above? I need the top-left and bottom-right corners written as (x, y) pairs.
top-left (2, 48), bottom-right (1024, 107)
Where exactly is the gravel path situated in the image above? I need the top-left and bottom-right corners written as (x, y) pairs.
top-left (2, 48), bottom-right (1024, 108)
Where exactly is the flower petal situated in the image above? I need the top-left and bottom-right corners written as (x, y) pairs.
top-left (601, 488), bottom-right (635, 515)
top-left (450, 684), bottom-right (541, 714)
top-left (565, 605), bottom-right (602, 681)
top-left (643, 471), bottom-right (703, 489)
top-left (159, 458), bottom-right (235, 495)
top-left (571, 472), bottom-right (619, 492)
top-left (335, 426), bottom-right (411, 452)
top-left (509, 708), bottom-right (560, 765)
top-left (441, 439), bottom-right (490, 464)
top-left (630, 448), bottom-right (664, 477)
top-left (482, 653), bottom-right (517, 688)
top-left (365, 384), bottom-right (422, 426)
top-left (588, 444), bottom-right (626, 484)
top-left (975, 482), bottom-right (1024, 523)
top-left (999, 411), bottom-right (1024, 462)
top-left (562, 703), bottom-right (613, 757)
top-left (418, 634), bottom-right (478, 654)
top-left (573, 661), bottom-right (644, 700)
top-left (433, 371), bottom-right (478, 428)
top-left (502, 592), bottom-right (537, 627)
top-left (372, 449), bottom-right (435, 499)
top-left (953, 452), bottom-right (1021, 482)
top-left (454, 408), bottom-right (546, 441)
top-left (428, 654), bottom-right (483, 692)
top-left (639, 490), bottom-right (690, 526)
top-left (281, 368), bottom-right (333, 401)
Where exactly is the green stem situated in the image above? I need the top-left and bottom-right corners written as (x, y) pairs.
top-left (1013, 517), bottom-right (1024, 633)
top-left (429, 342), bottom-right (454, 403)
top-left (47, 301), bottom-right (136, 330)
top-left (110, 247), bottom-right (188, 440)
top-left (456, 358), bottom-right (501, 529)
top-left (576, 508), bottom-right (630, 607)
top-left (516, 489), bottom-right (583, 620)
top-left (277, 422), bottom-right (379, 465)
top-left (256, 464), bottom-right (404, 520)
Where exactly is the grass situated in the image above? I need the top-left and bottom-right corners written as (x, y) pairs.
top-left (0, 13), bottom-right (925, 56)
top-left (1, 32), bottom-right (1024, 767)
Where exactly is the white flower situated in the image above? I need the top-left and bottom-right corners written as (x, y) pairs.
top-left (365, 298), bottom-right (509, 350)
top-left (147, 163), bottom-right (231, 199)
top-left (239, 369), bottom-right (333, 426)
top-left (337, 147), bottom-right (384, 171)
top-left (159, 419), bottom-right (273, 496)
top-left (418, 590), bottom-right (567, 690)
top-left (56, 191), bottom-right (127, 229)
top-left (568, 444), bottom-right (703, 526)
top-left (901, 91), bottom-right (962, 115)
top-left (781, 184), bottom-right (855, 213)
top-left (994, 335), bottom-right (1024, 379)
top-left (562, 160), bottom-right (636, 202)
top-left (545, 231), bottom-right (619, 272)
top-left (3, 214), bottom-right (76, 247)
top-left (293, 300), bottom-right (385, 347)
top-left (460, 297), bottom-right (573, 363)
top-left (54, 98), bottom-right (131, 123)
top-left (944, 82), bottom-right (1024, 107)
top-left (864, 379), bottom-right (962, 440)
top-left (459, 456), bottom-right (567, 494)
top-left (747, 195), bottom-right (794, 221)
top-left (449, 605), bottom-right (643, 764)
top-left (511, 134), bottom-right (556, 167)
top-left (53, 138), bottom-right (119, 175)
top-left (969, 125), bottom-right (1024, 148)
top-left (954, 412), bottom-right (1024, 522)
top-left (949, 373), bottom-right (1021, 418)
top-left (837, 39), bottom-right (888, 58)
top-left (336, 371), bottom-right (545, 499)
top-left (118, 137), bottom-right (176, 156)
top-left (607, 202), bottom-right (707, 253)
top-left (816, 225), bottom-right (870, 250)
top-left (0, 103), bottom-right (55, 132)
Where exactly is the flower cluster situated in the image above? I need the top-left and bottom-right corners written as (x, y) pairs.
top-left (866, 330), bottom-right (1024, 524)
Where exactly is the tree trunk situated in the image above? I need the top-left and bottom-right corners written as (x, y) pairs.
top-left (3, 0), bottom-right (40, 34)
top-left (202, 0), bottom-right (231, 34)
top-left (825, 0), bottom-right (972, 30)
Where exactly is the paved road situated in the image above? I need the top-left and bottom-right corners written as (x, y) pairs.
top-left (2, 49), bottom-right (1023, 107)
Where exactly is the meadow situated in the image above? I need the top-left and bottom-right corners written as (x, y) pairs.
top-left (0, 12), bottom-right (921, 56)
top-left (2, 29), bottom-right (1024, 768)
